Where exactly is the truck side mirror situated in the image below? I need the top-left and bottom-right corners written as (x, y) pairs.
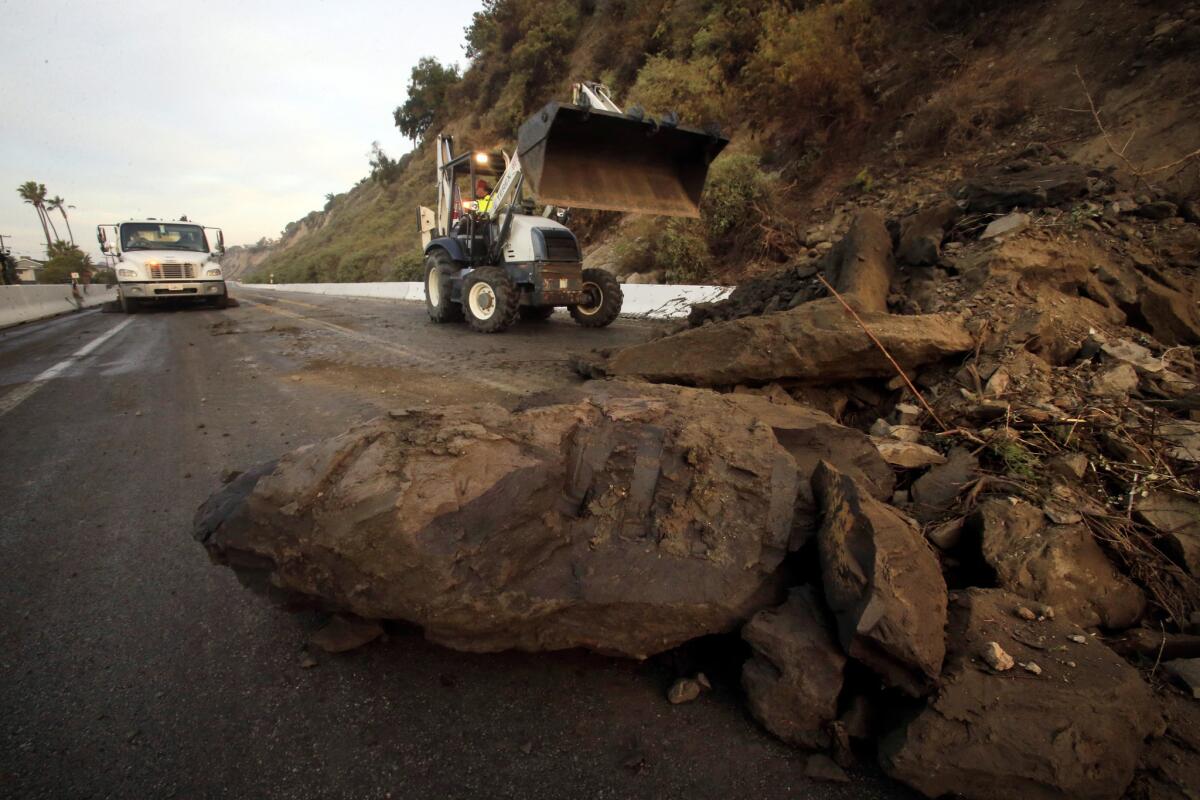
top-left (217, 231), bottom-right (225, 255)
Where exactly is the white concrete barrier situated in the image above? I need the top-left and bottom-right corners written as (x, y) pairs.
top-left (232, 280), bottom-right (732, 320)
top-left (0, 284), bottom-right (117, 329)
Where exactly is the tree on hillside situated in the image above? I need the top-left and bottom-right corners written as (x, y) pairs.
top-left (41, 240), bottom-right (93, 284)
top-left (393, 57), bottom-right (461, 142)
top-left (17, 181), bottom-right (53, 252)
top-left (368, 142), bottom-right (407, 185)
top-left (46, 196), bottom-right (75, 245)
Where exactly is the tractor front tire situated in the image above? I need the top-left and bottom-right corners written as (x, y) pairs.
top-left (519, 305), bottom-right (555, 322)
top-left (424, 249), bottom-right (464, 323)
top-left (569, 268), bottom-right (622, 328)
top-left (119, 293), bottom-right (138, 314)
top-left (463, 267), bottom-right (520, 333)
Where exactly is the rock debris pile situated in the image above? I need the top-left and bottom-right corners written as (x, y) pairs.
top-left (196, 157), bottom-right (1200, 800)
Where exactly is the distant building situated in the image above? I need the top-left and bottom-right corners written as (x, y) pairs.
top-left (15, 257), bottom-right (44, 284)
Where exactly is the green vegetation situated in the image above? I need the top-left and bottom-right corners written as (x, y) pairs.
top-left (251, 0), bottom-right (1035, 285)
top-left (40, 240), bottom-right (93, 284)
top-left (393, 58), bottom-right (461, 142)
top-left (990, 440), bottom-right (1040, 481)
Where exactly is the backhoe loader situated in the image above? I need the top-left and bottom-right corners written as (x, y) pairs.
top-left (417, 82), bottom-right (728, 333)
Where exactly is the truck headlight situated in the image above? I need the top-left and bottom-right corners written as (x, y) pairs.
top-left (205, 268), bottom-right (222, 277)
top-left (118, 268), bottom-right (137, 278)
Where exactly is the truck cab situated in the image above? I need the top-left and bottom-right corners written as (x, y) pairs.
top-left (97, 219), bottom-right (227, 313)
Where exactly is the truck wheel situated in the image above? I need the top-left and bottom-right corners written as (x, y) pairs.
top-left (119, 294), bottom-right (138, 314)
top-left (210, 293), bottom-right (229, 309)
top-left (519, 305), bottom-right (555, 322)
top-left (424, 249), bottom-right (464, 323)
top-left (570, 268), bottom-right (622, 328)
top-left (463, 267), bottom-right (519, 333)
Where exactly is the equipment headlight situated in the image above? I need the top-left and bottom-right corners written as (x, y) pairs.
top-left (205, 267), bottom-right (222, 276)
top-left (118, 268), bottom-right (137, 278)
top-left (474, 152), bottom-right (489, 165)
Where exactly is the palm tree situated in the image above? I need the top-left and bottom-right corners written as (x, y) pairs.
top-left (46, 196), bottom-right (75, 245)
top-left (17, 181), bottom-right (52, 251)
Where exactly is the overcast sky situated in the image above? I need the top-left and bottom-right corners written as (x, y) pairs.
top-left (1, 0), bottom-right (479, 259)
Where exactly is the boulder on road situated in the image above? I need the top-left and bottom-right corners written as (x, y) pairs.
top-left (194, 382), bottom-right (801, 659)
top-left (741, 587), bottom-right (846, 750)
top-left (879, 588), bottom-right (1161, 800)
top-left (725, 393), bottom-right (894, 548)
top-left (813, 461), bottom-right (947, 696)
top-left (603, 297), bottom-right (974, 386)
top-left (964, 498), bottom-right (1146, 629)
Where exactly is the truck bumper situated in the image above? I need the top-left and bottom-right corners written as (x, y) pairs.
top-left (120, 280), bottom-right (226, 300)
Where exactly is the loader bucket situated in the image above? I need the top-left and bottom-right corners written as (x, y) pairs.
top-left (517, 102), bottom-right (729, 218)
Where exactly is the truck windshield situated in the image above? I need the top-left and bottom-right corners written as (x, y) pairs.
top-left (121, 223), bottom-right (209, 252)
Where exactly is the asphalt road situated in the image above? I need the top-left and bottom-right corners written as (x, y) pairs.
top-left (0, 292), bottom-right (907, 800)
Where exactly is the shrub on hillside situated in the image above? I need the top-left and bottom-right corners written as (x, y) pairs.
top-left (612, 217), bottom-right (712, 283)
top-left (391, 251), bottom-right (424, 281)
top-left (627, 55), bottom-right (727, 124)
top-left (903, 76), bottom-right (1031, 154)
top-left (700, 151), bottom-right (782, 253)
top-left (747, 0), bottom-right (881, 135)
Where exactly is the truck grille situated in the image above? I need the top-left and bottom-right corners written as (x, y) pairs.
top-left (149, 263), bottom-right (195, 280)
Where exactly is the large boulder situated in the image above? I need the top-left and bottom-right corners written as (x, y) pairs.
top-left (723, 393), bottom-right (894, 547)
top-left (813, 461), bottom-right (947, 696)
top-left (194, 382), bottom-right (804, 659)
top-left (741, 587), bottom-right (846, 750)
top-left (958, 163), bottom-right (1090, 212)
top-left (963, 497), bottom-right (1146, 629)
top-left (603, 297), bottom-right (974, 386)
top-left (880, 588), bottom-right (1162, 800)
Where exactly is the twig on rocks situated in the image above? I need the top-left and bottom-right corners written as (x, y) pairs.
top-left (816, 274), bottom-right (950, 432)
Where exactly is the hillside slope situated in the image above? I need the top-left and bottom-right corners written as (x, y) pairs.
top-left (235, 0), bottom-right (1200, 285)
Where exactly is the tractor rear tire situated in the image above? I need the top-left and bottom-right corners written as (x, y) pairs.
top-left (424, 249), bottom-right (464, 323)
top-left (463, 267), bottom-right (520, 333)
top-left (569, 268), bottom-right (622, 328)
top-left (519, 305), bottom-right (555, 322)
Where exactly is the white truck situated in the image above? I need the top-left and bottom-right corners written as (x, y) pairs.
top-left (96, 219), bottom-right (228, 313)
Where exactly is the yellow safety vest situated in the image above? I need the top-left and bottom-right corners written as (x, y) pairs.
top-left (477, 194), bottom-right (493, 214)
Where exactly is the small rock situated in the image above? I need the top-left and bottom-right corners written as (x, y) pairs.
top-left (926, 518), bottom-right (964, 550)
top-left (695, 672), bottom-right (712, 690)
top-left (1069, 634), bottom-right (1088, 644)
top-left (873, 438), bottom-right (947, 469)
top-left (981, 212), bottom-right (1030, 240)
top-left (803, 754), bottom-right (850, 783)
top-left (1162, 659), bottom-right (1200, 699)
top-left (895, 402), bottom-right (921, 425)
top-left (299, 652), bottom-right (318, 669)
top-left (220, 469), bottom-right (242, 485)
top-left (1045, 453), bottom-right (1088, 481)
top-left (1040, 605), bottom-right (1055, 620)
top-left (1020, 661), bottom-right (1042, 675)
top-left (1016, 606), bottom-right (1037, 621)
top-left (1089, 362), bottom-right (1139, 397)
top-left (981, 641), bottom-right (1015, 671)
top-left (520, 741), bottom-right (534, 755)
top-left (308, 614), bottom-right (385, 654)
top-left (1101, 339), bottom-right (1164, 373)
top-left (667, 678), bottom-right (702, 705)
top-left (1135, 200), bottom-right (1178, 221)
